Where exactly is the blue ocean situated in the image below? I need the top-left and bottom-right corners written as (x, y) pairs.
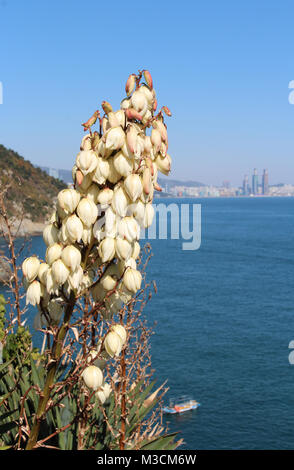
top-left (2, 197), bottom-right (294, 449)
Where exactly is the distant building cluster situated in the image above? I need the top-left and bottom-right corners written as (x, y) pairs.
top-left (242, 168), bottom-right (269, 196)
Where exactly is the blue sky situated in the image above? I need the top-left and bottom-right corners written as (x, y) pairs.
top-left (0, 0), bottom-right (293, 186)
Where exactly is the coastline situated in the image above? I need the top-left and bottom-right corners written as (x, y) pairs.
top-left (0, 220), bottom-right (45, 284)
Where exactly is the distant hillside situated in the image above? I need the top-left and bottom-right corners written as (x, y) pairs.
top-left (0, 145), bottom-right (66, 222)
top-left (40, 166), bottom-right (206, 189)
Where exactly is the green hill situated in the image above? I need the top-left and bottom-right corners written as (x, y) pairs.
top-left (0, 144), bottom-right (66, 222)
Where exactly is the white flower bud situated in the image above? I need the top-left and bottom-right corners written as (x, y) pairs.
top-left (124, 174), bottom-right (143, 202)
top-left (143, 203), bottom-right (155, 228)
top-left (38, 262), bottom-right (49, 285)
top-left (76, 150), bottom-right (98, 175)
top-left (104, 331), bottom-right (123, 357)
top-left (131, 90), bottom-right (148, 116)
top-left (98, 237), bottom-right (115, 263)
top-left (45, 268), bottom-right (59, 295)
top-left (57, 188), bottom-right (81, 214)
top-left (43, 224), bottom-right (59, 246)
top-left (112, 185), bottom-right (129, 217)
top-left (26, 280), bottom-right (41, 306)
top-left (113, 151), bottom-right (133, 178)
top-left (97, 188), bottom-right (113, 206)
top-left (151, 128), bottom-right (162, 153)
top-left (92, 156), bottom-right (109, 184)
top-left (45, 243), bottom-right (63, 265)
top-left (68, 265), bottom-right (83, 291)
top-left (51, 259), bottom-right (69, 286)
top-left (100, 273), bottom-right (117, 291)
top-left (155, 153), bottom-right (171, 176)
top-left (132, 241), bottom-right (140, 260)
top-left (65, 215), bottom-right (84, 243)
top-left (115, 237), bottom-right (133, 261)
top-left (95, 383), bottom-right (112, 404)
top-left (80, 133), bottom-right (92, 151)
top-left (123, 267), bottom-right (142, 293)
top-left (118, 216), bottom-right (140, 243)
top-left (140, 182), bottom-right (154, 203)
top-left (77, 198), bottom-right (98, 227)
top-left (61, 245), bottom-right (81, 272)
top-left (82, 365), bottom-right (103, 390)
top-left (105, 207), bottom-right (118, 238)
top-left (111, 324), bottom-right (127, 345)
top-left (105, 126), bottom-right (125, 151)
top-left (22, 257), bottom-right (40, 282)
top-left (131, 200), bottom-right (145, 225)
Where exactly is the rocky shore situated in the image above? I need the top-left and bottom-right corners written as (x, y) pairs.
top-left (0, 219), bottom-right (45, 283)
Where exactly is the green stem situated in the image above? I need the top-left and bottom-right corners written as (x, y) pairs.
top-left (25, 292), bottom-right (76, 450)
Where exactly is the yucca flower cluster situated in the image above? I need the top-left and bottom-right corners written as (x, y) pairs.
top-left (21, 69), bottom-right (172, 401)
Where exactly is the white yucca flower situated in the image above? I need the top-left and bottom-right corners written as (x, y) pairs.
top-left (115, 237), bottom-right (133, 261)
top-left (61, 245), bottom-right (81, 272)
top-left (143, 203), bottom-right (155, 228)
top-left (123, 267), bottom-right (142, 293)
top-left (82, 365), bottom-right (103, 390)
top-left (132, 241), bottom-right (140, 260)
top-left (111, 324), bottom-right (127, 345)
top-left (98, 237), bottom-right (116, 263)
top-left (51, 259), bottom-right (70, 286)
top-left (97, 188), bottom-right (113, 207)
top-left (64, 214), bottom-right (84, 243)
top-left (45, 243), bottom-right (63, 265)
top-left (43, 224), bottom-right (59, 246)
top-left (105, 126), bottom-right (125, 151)
top-left (22, 257), bottom-right (40, 283)
top-left (77, 198), bottom-right (98, 227)
top-left (111, 185), bottom-right (129, 217)
top-left (155, 153), bottom-right (171, 175)
top-left (57, 188), bottom-right (81, 214)
top-left (92, 156), bottom-right (110, 184)
top-left (104, 207), bottom-right (118, 237)
top-left (38, 262), bottom-right (49, 285)
top-left (118, 216), bottom-right (140, 243)
top-left (95, 383), bottom-right (112, 404)
top-left (124, 174), bottom-right (143, 202)
top-left (68, 265), bottom-right (84, 291)
top-left (113, 151), bottom-right (133, 178)
top-left (76, 150), bottom-right (98, 175)
top-left (104, 331), bottom-right (123, 358)
top-left (26, 280), bottom-right (41, 306)
top-left (130, 90), bottom-right (148, 116)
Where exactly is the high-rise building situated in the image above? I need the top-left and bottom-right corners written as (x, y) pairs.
top-left (262, 169), bottom-right (269, 195)
top-left (243, 175), bottom-right (249, 195)
top-left (252, 168), bottom-right (258, 195)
